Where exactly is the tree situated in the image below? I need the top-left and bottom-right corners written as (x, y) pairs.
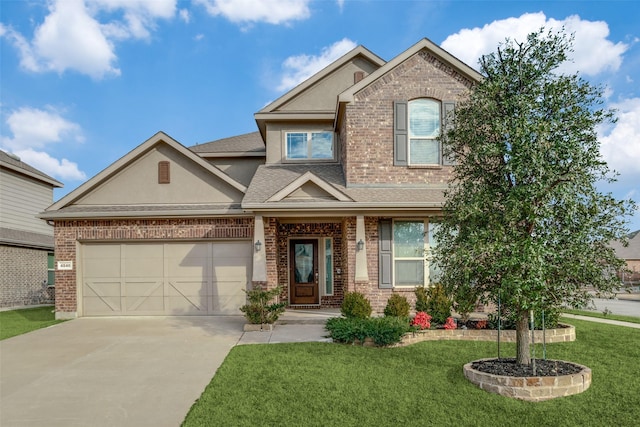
top-left (435, 29), bottom-right (635, 366)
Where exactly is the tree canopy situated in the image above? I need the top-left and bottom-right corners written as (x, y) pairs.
top-left (435, 28), bottom-right (635, 365)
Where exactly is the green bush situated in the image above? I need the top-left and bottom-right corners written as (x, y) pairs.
top-left (383, 293), bottom-right (410, 317)
top-left (239, 286), bottom-right (286, 324)
top-left (325, 316), bottom-right (411, 346)
top-left (414, 284), bottom-right (452, 325)
top-left (452, 285), bottom-right (478, 323)
top-left (414, 286), bottom-right (429, 313)
top-left (341, 292), bottom-right (372, 319)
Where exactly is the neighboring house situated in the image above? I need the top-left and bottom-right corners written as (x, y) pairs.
top-left (1, 150), bottom-right (63, 307)
top-left (40, 38), bottom-right (482, 319)
top-left (610, 231), bottom-right (640, 285)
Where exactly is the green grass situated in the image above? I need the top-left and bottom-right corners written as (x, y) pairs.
top-left (0, 306), bottom-right (66, 340)
top-left (183, 320), bottom-right (640, 427)
top-left (563, 308), bottom-right (640, 324)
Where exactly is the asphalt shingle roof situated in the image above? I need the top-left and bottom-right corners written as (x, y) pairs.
top-left (190, 132), bottom-right (265, 154)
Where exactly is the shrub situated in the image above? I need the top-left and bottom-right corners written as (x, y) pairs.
top-left (383, 293), bottom-right (410, 317)
top-left (341, 292), bottom-right (372, 319)
top-left (444, 317), bottom-right (457, 330)
top-left (414, 287), bottom-right (429, 313)
top-left (411, 311), bottom-right (432, 330)
top-left (425, 284), bottom-right (453, 325)
top-left (325, 316), bottom-right (411, 346)
top-left (239, 286), bottom-right (286, 325)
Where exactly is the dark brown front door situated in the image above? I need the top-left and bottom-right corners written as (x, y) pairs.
top-left (290, 239), bottom-right (319, 305)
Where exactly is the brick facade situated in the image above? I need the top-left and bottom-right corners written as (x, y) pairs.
top-left (343, 50), bottom-right (473, 185)
top-left (0, 245), bottom-right (54, 307)
top-left (53, 217), bottom-right (254, 315)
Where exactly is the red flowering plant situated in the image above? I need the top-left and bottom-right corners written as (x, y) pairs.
top-left (444, 317), bottom-right (457, 330)
top-left (411, 311), bottom-right (432, 330)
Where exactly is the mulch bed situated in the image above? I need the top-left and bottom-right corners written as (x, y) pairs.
top-left (472, 358), bottom-right (583, 377)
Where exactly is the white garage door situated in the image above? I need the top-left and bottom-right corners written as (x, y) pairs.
top-left (81, 241), bottom-right (252, 316)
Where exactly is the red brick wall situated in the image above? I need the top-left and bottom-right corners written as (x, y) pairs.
top-left (53, 217), bottom-right (254, 315)
top-left (343, 49), bottom-right (474, 185)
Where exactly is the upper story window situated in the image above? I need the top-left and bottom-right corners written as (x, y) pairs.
top-left (285, 131), bottom-right (334, 161)
top-left (409, 99), bottom-right (441, 165)
top-left (393, 99), bottom-right (455, 167)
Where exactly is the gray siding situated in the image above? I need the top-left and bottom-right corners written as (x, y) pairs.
top-left (0, 169), bottom-right (53, 236)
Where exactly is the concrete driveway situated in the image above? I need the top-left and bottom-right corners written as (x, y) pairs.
top-left (0, 316), bottom-right (245, 427)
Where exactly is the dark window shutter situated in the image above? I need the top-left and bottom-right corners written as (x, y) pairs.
top-left (393, 101), bottom-right (408, 166)
top-left (158, 161), bottom-right (170, 184)
top-left (379, 219), bottom-right (393, 288)
top-left (442, 101), bottom-right (456, 166)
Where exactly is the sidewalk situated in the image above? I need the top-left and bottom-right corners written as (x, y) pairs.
top-left (561, 313), bottom-right (640, 329)
top-left (237, 309), bottom-right (339, 345)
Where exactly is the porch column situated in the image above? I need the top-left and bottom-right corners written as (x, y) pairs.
top-left (252, 215), bottom-right (267, 283)
top-left (355, 215), bottom-right (369, 282)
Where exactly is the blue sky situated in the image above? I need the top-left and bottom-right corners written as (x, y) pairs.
top-left (1, 0), bottom-right (639, 230)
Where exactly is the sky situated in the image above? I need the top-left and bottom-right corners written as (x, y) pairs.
top-left (1, 0), bottom-right (639, 231)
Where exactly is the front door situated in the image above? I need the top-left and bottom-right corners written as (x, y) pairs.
top-left (290, 239), bottom-right (319, 305)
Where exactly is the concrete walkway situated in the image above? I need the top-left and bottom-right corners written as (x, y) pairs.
top-left (561, 313), bottom-right (640, 329)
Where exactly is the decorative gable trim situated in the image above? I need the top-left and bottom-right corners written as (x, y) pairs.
top-left (266, 171), bottom-right (352, 203)
top-left (45, 131), bottom-right (247, 213)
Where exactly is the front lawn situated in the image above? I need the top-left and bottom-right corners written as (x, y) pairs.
top-left (183, 320), bottom-right (640, 427)
top-left (0, 306), bottom-right (66, 340)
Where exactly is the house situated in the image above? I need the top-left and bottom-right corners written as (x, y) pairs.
top-left (39, 38), bottom-right (482, 319)
top-left (610, 231), bottom-right (640, 285)
top-left (1, 150), bottom-right (63, 307)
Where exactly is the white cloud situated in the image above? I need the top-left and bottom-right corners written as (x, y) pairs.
top-left (1, 0), bottom-right (177, 79)
top-left (1, 107), bottom-right (86, 181)
top-left (179, 8), bottom-right (190, 23)
top-left (195, 0), bottom-right (311, 25)
top-left (14, 149), bottom-right (87, 181)
top-left (600, 97), bottom-right (640, 176)
top-left (277, 38), bottom-right (357, 92)
top-left (441, 12), bottom-right (627, 77)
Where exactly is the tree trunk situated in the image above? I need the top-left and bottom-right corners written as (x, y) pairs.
top-left (515, 309), bottom-right (531, 365)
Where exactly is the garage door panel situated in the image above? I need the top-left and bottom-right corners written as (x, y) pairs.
top-left (82, 241), bottom-right (251, 316)
top-left (212, 278), bottom-right (248, 315)
top-left (124, 259), bottom-right (164, 278)
top-left (84, 281), bottom-right (121, 297)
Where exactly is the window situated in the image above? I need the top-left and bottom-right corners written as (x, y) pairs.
top-left (409, 99), bottom-right (440, 165)
top-left (394, 100), bottom-right (455, 166)
top-left (47, 253), bottom-right (55, 286)
top-left (285, 131), bottom-right (334, 160)
top-left (322, 237), bottom-right (334, 295)
top-left (379, 219), bottom-right (439, 288)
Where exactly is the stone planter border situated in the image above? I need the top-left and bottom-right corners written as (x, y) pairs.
top-left (463, 358), bottom-right (591, 401)
top-left (396, 323), bottom-right (575, 347)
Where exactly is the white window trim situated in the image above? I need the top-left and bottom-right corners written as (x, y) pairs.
top-left (283, 131), bottom-right (336, 162)
top-left (408, 99), bottom-right (441, 166)
top-left (391, 218), bottom-right (439, 288)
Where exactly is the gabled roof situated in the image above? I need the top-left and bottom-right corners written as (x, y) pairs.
top-left (266, 171), bottom-right (352, 202)
top-left (338, 37), bottom-right (483, 105)
top-left (190, 131), bottom-right (265, 157)
top-left (0, 150), bottom-right (63, 188)
top-left (44, 131), bottom-right (247, 214)
top-left (243, 164), bottom-right (447, 212)
top-left (254, 45), bottom-right (386, 138)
